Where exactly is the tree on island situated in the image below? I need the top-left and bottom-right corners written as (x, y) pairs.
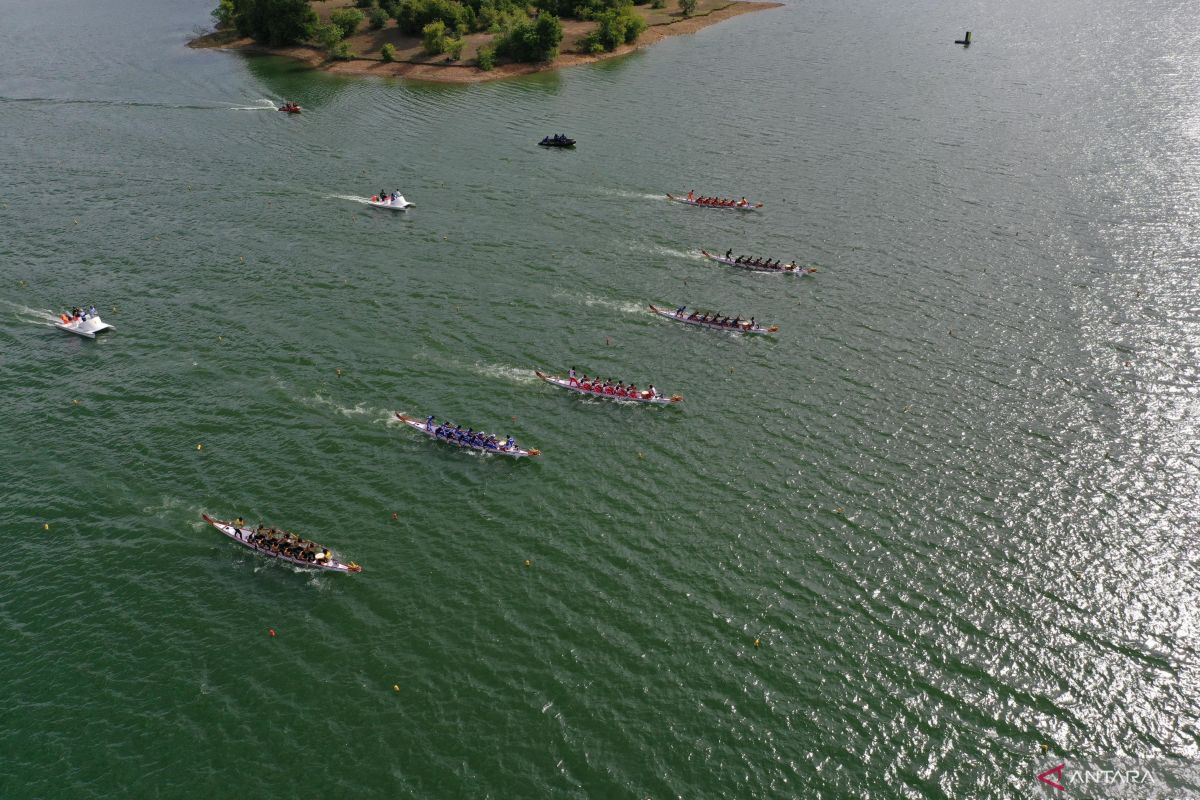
top-left (330, 7), bottom-right (366, 35)
top-left (226, 0), bottom-right (318, 46)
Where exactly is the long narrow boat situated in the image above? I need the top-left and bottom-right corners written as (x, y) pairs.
top-left (395, 413), bottom-right (541, 458)
top-left (648, 304), bottom-right (779, 335)
top-left (666, 193), bottom-right (763, 211)
top-left (535, 371), bottom-right (682, 405)
top-left (701, 250), bottom-right (817, 275)
top-left (201, 513), bottom-right (361, 573)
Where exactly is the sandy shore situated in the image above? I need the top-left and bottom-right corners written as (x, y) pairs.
top-left (190, 0), bottom-right (781, 84)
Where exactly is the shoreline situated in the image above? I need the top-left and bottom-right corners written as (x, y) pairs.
top-left (189, 1), bottom-right (781, 84)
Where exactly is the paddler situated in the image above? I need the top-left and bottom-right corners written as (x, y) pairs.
top-left (687, 190), bottom-right (695, 201)
top-left (725, 249), bottom-right (733, 259)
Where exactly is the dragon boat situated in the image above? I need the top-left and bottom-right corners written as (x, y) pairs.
top-left (201, 513), bottom-right (361, 573)
top-left (535, 371), bottom-right (682, 405)
top-left (701, 250), bottom-right (817, 275)
top-left (648, 304), bottom-right (779, 335)
top-left (395, 413), bottom-right (540, 458)
top-left (666, 193), bottom-right (762, 210)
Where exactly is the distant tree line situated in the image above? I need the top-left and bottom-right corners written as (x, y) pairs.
top-left (213, 0), bottom-right (651, 66)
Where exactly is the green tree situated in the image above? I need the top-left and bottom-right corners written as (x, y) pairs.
top-left (678, 0), bottom-right (695, 16)
top-left (332, 41), bottom-right (354, 59)
top-left (477, 44), bottom-right (496, 69)
top-left (212, 0), bottom-right (236, 28)
top-left (315, 21), bottom-right (344, 49)
top-left (369, 5), bottom-right (390, 28)
top-left (533, 12), bottom-right (563, 57)
top-left (393, 0), bottom-right (473, 36)
top-left (422, 19), bottom-right (448, 54)
top-left (330, 7), bottom-right (365, 34)
top-left (621, 9), bottom-right (645, 41)
top-left (381, 42), bottom-right (397, 61)
top-left (233, 0), bottom-right (318, 46)
top-left (496, 12), bottom-right (561, 61)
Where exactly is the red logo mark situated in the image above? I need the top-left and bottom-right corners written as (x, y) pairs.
top-left (1038, 763), bottom-right (1066, 791)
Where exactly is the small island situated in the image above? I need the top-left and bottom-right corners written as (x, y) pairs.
top-left (191, 0), bottom-right (780, 83)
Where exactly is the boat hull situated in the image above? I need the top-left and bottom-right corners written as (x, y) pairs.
top-left (648, 304), bottom-right (778, 335)
top-left (367, 200), bottom-right (413, 211)
top-left (201, 514), bottom-right (359, 573)
top-left (535, 371), bottom-right (681, 405)
top-left (395, 413), bottom-right (540, 458)
top-left (55, 316), bottom-right (114, 338)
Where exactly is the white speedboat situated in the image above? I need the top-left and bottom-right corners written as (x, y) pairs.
top-left (55, 309), bottom-right (114, 338)
top-left (368, 195), bottom-right (415, 211)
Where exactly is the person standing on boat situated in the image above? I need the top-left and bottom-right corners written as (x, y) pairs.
top-left (425, 414), bottom-right (434, 431)
top-left (568, 367), bottom-right (578, 386)
top-left (647, 384), bottom-right (656, 399)
top-left (725, 249), bottom-right (733, 259)
top-left (687, 190), bottom-right (695, 201)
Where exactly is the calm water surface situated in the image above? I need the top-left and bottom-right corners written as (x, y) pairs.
top-left (2, 0), bottom-right (1199, 797)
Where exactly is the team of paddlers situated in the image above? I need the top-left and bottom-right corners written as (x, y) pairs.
top-left (686, 190), bottom-right (751, 207)
top-left (672, 305), bottom-right (759, 329)
top-left (425, 416), bottom-right (520, 451)
top-left (232, 519), bottom-right (335, 564)
top-left (721, 249), bottom-right (799, 270)
top-left (563, 368), bottom-right (659, 399)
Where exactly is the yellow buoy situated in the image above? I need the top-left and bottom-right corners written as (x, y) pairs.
top-left (754, 638), bottom-right (761, 648)
top-left (392, 684), bottom-right (400, 692)
top-left (523, 560), bottom-right (531, 567)
top-left (43, 523), bottom-right (49, 531)
top-left (196, 444), bottom-right (203, 450)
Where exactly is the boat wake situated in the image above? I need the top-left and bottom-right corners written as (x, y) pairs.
top-left (579, 294), bottom-right (645, 315)
top-left (646, 245), bottom-right (704, 262)
top-left (593, 187), bottom-right (664, 202)
top-left (228, 99), bottom-right (278, 111)
top-left (471, 362), bottom-right (539, 385)
top-left (327, 193), bottom-right (373, 205)
top-left (303, 392), bottom-right (383, 420)
top-left (0, 300), bottom-right (57, 326)
top-left (0, 95), bottom-right (252, 111)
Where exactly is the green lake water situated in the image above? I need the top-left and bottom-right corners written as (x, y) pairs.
top-left (2, 0), bottom-right (1199, 796)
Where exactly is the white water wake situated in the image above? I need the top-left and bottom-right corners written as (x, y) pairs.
top-left (0, 300), bottom-right (57, 326)
top-left (593, 187), bottom-right (665, 202)
top-left (228, 99), bottom-right (278, 111)
top-left (470, 362), bottom-right (539, 385)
